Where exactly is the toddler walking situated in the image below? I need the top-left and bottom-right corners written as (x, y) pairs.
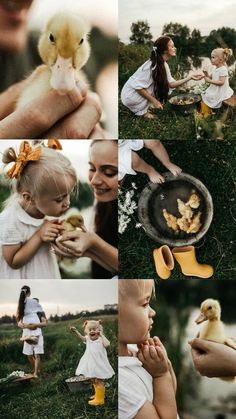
top-left (119, 279), bottom-right (178, 419)
top-left (119, 140), bottom-right (181, 183)
top-left (0, 140), bottom-right (77, 279)
top-left (70, 319), bottom-right (115, 405)
top-left (201, 47), bottom-right (233, 117)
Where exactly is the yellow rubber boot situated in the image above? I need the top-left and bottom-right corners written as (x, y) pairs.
top-left (88, 384), bottom-right (105, 405)
top-left (172, 246), bottom-right (214, 278)
top-left (89, 383), bottom-right (97, 400)
top-left (200, 100), bottom-right (212, 118)
top-left (153, 245), bottom-right (174, 279)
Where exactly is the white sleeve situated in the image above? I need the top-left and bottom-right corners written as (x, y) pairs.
top-left (129, 61), bottom-right (153, 90)
top-left (0, 216), bottom-right (22, 245)
top-left (165, 62), bottom-right (176, 83)
top-left (219, 66), bottom-right (228, 77)
top-left (119, 368), bottom-right (147, 419)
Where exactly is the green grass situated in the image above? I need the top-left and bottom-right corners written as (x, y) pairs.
top-left (119, 140), bottom-right (236, 280)
top-left (119, 100), bottom-right (236, 140)
top-left (0, 315), bottom-right (117, 419)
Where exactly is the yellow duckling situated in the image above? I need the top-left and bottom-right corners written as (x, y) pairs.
top-left (177, 198), bottom-right (193, 221)
top-left (163, 209), bottom-right (179, 232)
top-left (16, 12), bottom-right (90, 109)
top-left (196, 298), bottom-right (236, 381)
top-left (185, 191), bottom-right (200, 209)
top-left (63, 214), bottom-right (85, 232)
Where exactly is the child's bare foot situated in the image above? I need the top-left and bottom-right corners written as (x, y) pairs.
top-left (166, 162), bottom-right (182, 176)
top-left (143, 111), bottom-right (154, 120)
top-left (147, 167), bottom-right (165, 183)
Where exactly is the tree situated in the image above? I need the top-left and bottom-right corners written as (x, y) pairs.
top-left (162, 22), bottom-right (191, 56)
top-left (130, 20), bottom-right (153, 45)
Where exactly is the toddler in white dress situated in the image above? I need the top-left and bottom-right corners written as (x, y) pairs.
top-left (70, 319), bottom-right (114, 406)
top-left (0, 140), bottom-right (77, 279)
top-left (119, 279), bottom-right (178, 419)
top-left (201, 48), bottom-right (233, 116)
top-left (119, 140), bottom-right (181, 183)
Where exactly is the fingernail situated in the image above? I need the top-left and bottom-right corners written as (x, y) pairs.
top-left (56, 236), bottom-right (62, 242)
top-left (76, 80), bottom-right (87, 97)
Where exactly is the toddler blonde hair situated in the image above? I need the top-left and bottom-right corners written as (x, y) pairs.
top-left (83, 319), bottom-right (103, 334)
top-left (2, 143), bottom-right (77, 204)
top-left (213, 47), bottom-right (233, 62)
top-left (119, 279), bottom-right (155, 308)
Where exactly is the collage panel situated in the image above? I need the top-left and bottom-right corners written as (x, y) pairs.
top-left (118, 278), bottom-right (236, 419)
top-left (0, 0), bottom-right (118, 139)
top-left (0, 279), bottom-right (118, 418)
top-left (119, 0), bottom-right (236, 140)
top-left (0, 139), bottom-right (118, 279)
top-left (119, 139), bottom-right (235, 280)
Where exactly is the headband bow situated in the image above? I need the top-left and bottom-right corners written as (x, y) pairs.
top-left (6, 141), bottom-right (41, 179)
top-left (153, 46), bottom-right (157, 52)
top-left (47, 139), bottom-right (62, 150)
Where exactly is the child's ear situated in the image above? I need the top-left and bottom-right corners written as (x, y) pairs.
top-left (22, 192), bottom-right (33, 203)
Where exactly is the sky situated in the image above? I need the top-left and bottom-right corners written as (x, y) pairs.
top-left (0, 279), bottom-right (117, 317)
top-left (119, 0), bottom-right (236, 43)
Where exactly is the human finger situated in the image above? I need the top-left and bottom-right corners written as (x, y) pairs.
top-left (0, 80), bottom-right (28, 120)
top-left (56, 231), bottom-right (81, 242)
top-left (0, 82), bottom-right (87, 139)
top-left (45, 92), bottom-right (102, 139)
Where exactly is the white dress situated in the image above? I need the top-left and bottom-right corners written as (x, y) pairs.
top-left (118, 140), bottom-right (144, 180)
top-left (121, 60), bottom-right (175, 115)
top-left (22, 297), bottom-right (43, 338)
top-left (201, 65), bottom-right (233, 108)
top-left (0, 199), bottom-right (61, 279)
top-left (75, 336), bottom-right (115, 379)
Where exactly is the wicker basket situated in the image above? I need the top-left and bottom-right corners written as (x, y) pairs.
top-left (65, 376), bottom-right (91, 392)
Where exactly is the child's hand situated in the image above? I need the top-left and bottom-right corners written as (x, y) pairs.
top-left (165, 162), bottom-right (182, 177)
top-left (137, 343), bottom-right (168, 378)
top-left (150, 98), bottom-right (163, 110)
top-left (70, 326), bottom-right (77, 333)
top-left (37, 219), bottom-right (64, 242)
top-left (204, 76), bottom-right (211, 83)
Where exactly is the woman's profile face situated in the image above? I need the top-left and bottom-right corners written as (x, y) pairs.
top-left (88, 141), bottom-right (118, 203)
top-left (166, 40), bottom-right (176, 57)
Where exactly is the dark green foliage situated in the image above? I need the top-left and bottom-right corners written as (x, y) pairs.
top-left (129, 20), bottom-right (153, 45)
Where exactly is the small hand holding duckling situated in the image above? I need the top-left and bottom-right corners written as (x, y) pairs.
top-left (195, 298), bottom-right (236, 381)
top-left (17, 12), bottom-right (90, 109)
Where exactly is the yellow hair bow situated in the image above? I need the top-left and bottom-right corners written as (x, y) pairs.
top-left (6, 141), bottom-right (41, 179)
top-left (47, 139), bottom-right (62, 150)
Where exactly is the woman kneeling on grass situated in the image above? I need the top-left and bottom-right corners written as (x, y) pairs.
top-left (121, 35), bottom-right (202, 120)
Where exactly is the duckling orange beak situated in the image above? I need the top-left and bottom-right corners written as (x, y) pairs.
top-left (50, 55), bottom-right (77, 92)
top-left (195, 312), bottom-right (207, 324)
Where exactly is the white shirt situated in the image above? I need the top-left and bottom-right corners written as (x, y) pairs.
top-left (118, 140), bottom-right (144, 180)
top-left (119, 354), bottom-right (153, 419)
top-left (121, 60), bottom-right (175, 115)
top-left (0, 199), bottom-right (60, 279)
top-left (201, 65), bottom-right (233, 108)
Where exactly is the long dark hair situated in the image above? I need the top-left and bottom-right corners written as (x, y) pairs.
top-left (150, 36), bottom-right (172, 103)
top-left (16, 285), bottom-right (30, 321)
top-left (92, 199), bottom-right (118, 279)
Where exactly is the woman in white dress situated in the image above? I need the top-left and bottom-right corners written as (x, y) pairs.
top-left (201, 48), bottom-right (233, 117)
top-left (121, 35), bottom-right (202, 119)
top-left (70, 319), bottom-right (114, 406)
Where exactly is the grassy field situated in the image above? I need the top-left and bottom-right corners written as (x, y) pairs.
top-left (119, 140), bottom-right (236, 280)
top-left (0, 315), bottom-right (117, 419)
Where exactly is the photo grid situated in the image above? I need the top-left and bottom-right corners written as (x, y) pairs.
top-left (0, 1), bottom-right (235, 419)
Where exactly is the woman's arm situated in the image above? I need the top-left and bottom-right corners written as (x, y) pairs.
top-left (55, 230), bottom-right (118, 273)
top-left (2, 220), bottom-right (63, 269)
top-left (136, 88), bottom-right (163, 109)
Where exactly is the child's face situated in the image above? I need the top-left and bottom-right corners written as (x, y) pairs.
top-left (88, 141), bottom-right (118, 203)
top-left (211, 50), bottom-right (223, 66)
top-left (166, 40), bottom-right (176, 57)
top-left (85, 321), bottom-right (101, 340)
top-left (33, 174), bottom-right (76, 217)
top-left (119, 280), bottom-right (156, 346)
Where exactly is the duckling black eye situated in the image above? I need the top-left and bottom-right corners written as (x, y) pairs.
top-left (79, 38), bottom-right (84, 45)
top-left (49, 33), bottom-right (55, 43)
top-left (208, 306), bottom-right (212, 310)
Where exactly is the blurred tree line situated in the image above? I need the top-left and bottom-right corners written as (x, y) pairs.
top-left (119, 20), bottom-right (236, 87)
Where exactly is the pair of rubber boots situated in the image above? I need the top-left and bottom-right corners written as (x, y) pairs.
top-left (88, 383), bottom-right (105, 405)
top-left (153, 245), bottom-right (214, 279)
